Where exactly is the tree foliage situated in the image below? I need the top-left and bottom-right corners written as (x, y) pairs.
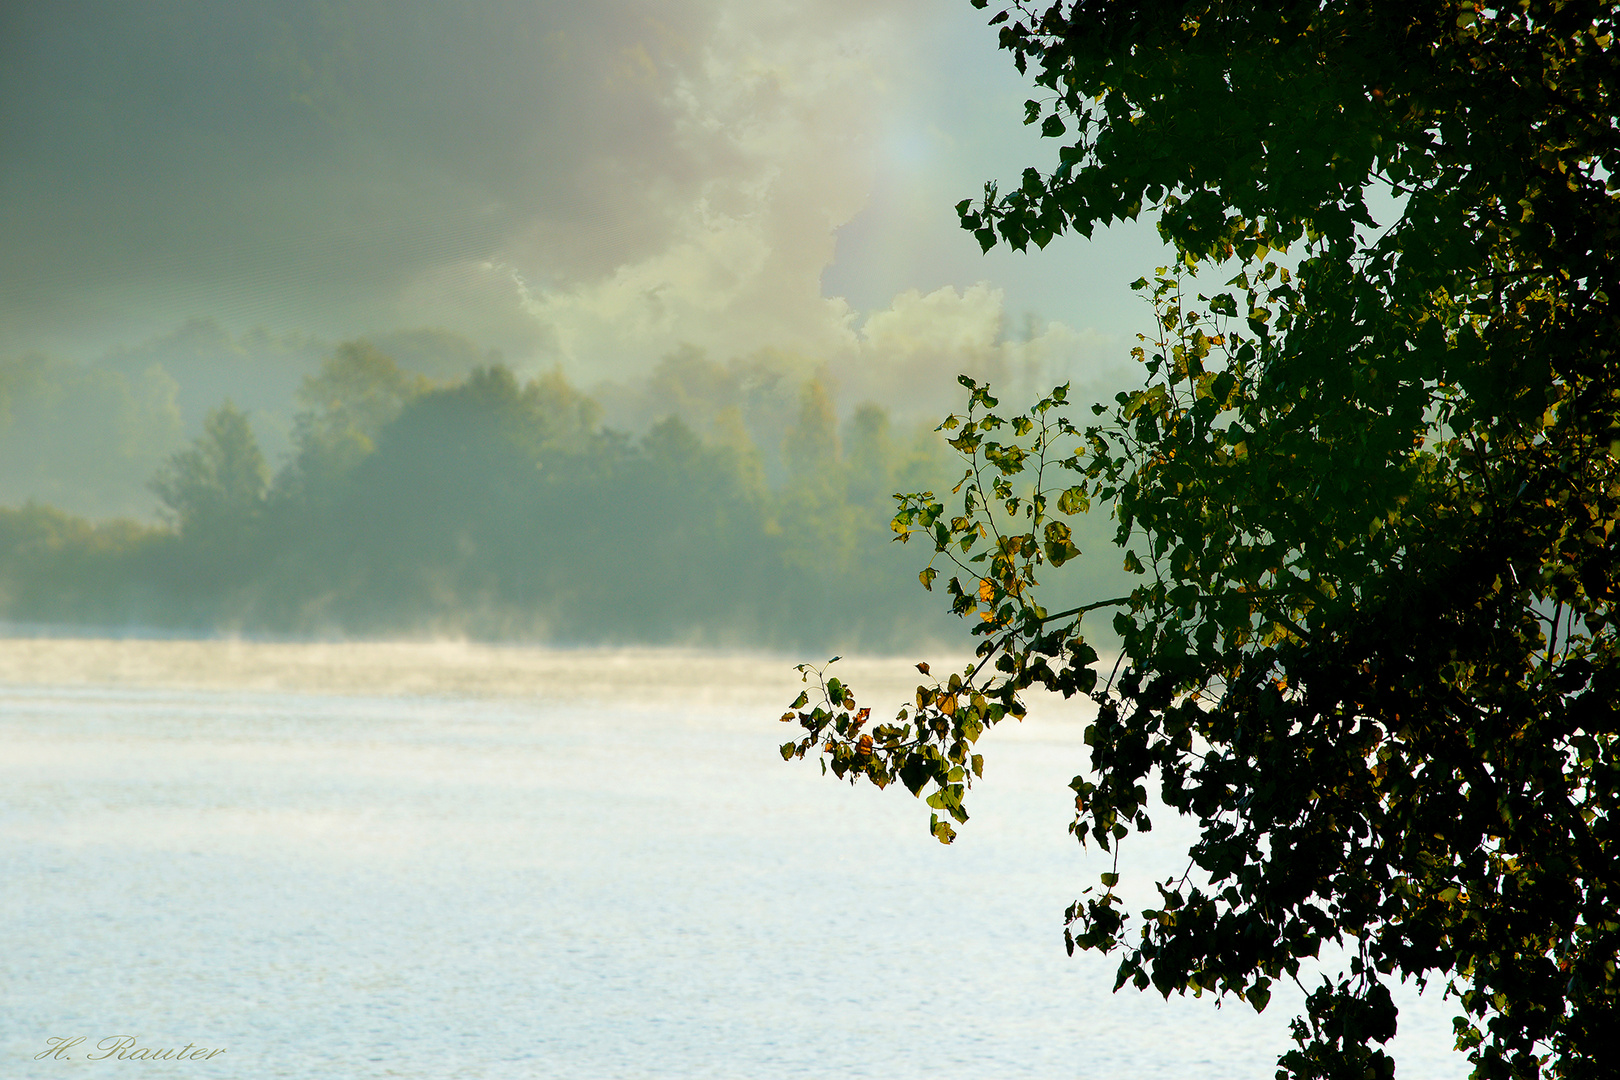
top-left (782, 3), bottom-right (1620, 1077)
top-left (149, 401), bottom-right (269, 541)
top-left (0, 352), bottom-right (993, 649)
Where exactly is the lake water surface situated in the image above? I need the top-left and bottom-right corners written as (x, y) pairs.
top-left (1, 640), bottom-right (1469, 1078)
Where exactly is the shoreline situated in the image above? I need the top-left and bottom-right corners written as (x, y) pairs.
top-left (0, 635), bottom-right (978, 715)
top-left (0, 636), bottom-right (1097, 727)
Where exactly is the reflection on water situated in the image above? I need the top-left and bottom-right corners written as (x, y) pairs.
top-left (2, 639), bottom-right (1465, 1079)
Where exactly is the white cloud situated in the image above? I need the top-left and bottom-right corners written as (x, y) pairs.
top-left (860, 283), bottom-right (1005, 359)
top-left (510, 1), bottom-right (1138, 407)
top-left (512, 1), bottom-right (903, 374)
top-left (834, 284), bottom-right (1129, 420)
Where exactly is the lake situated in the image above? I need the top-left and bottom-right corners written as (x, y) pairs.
top-left (1, 639), bottom-right (1469, 1078)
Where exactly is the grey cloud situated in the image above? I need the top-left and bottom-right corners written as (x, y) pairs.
top-left (3, 0), bottom-right (1151, 394)
top-left (0, 0), bottom-right (769, 356)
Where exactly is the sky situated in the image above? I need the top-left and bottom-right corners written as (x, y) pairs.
top-left (1, 0), bottom-right (1172, 415)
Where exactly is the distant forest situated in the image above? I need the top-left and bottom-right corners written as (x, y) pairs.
top-left (0, 335), bottom-right (1127, 651)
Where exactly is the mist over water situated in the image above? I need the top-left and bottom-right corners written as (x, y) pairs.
top-left (3, 639), bottom-right (1468, 1078)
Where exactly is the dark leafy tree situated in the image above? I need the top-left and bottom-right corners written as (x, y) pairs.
top-left (149, 401), bottom-right (268, 542)
top-left (144, 400), bottom-right (271, 609)
top-left (782, 3), bottom-right (1620, 1077)
top-left (283, 340), bottom-right (428, 499)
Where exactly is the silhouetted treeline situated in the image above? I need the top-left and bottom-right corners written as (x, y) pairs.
top-left (0, 343), bottom-right (986, 651)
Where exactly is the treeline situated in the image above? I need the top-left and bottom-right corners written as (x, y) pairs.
top-left (0, 342), bottom-right (989, 651)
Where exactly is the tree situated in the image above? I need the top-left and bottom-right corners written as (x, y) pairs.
top-left (285, 340), bottom-right (427, 498)
top-left (150, 401), bottom-right (268, 541)
top-left (781, 3), bottom-right (1619, 1077)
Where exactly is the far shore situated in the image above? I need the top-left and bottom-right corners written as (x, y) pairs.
top-left (0, 635), bottom-right (980, 715)
top-left (0, 635), bottom-right (1099, 727)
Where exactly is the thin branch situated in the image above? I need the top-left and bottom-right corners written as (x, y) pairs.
top-left (1037, 595), bottom-right (1136, 625)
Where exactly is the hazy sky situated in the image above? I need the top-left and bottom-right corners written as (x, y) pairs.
top-left (2, 0), bottom-right (1170, 394)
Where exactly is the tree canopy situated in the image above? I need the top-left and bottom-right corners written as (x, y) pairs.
top-left (1, 350), bottom-right (1007, 650)
top-left (781, 3), bottom-right (1620, 1077)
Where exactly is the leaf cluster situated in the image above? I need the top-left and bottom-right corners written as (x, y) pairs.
top-left (786, 3), bottom-right (1620, 1077)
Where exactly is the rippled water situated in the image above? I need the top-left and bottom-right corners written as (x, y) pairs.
top-left (2, 640), bottom-right (1468, 1078)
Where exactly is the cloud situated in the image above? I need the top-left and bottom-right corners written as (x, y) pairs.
top-left (3, 0), bottom-right (1148, 407)
top-left (860, 283), bottom-right (1005, 360)
top-left (512, 1), bottom-right (902, 374)
top-left (1, 1), bottom-right (906, 364)
top-left (492, 1), bottom-right (1144, 392)
top-left (834, 284), bottom-right (1129, 420)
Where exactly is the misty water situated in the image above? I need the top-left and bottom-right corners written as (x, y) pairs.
top-left (2, 640), bottom-right (1468, 1079)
